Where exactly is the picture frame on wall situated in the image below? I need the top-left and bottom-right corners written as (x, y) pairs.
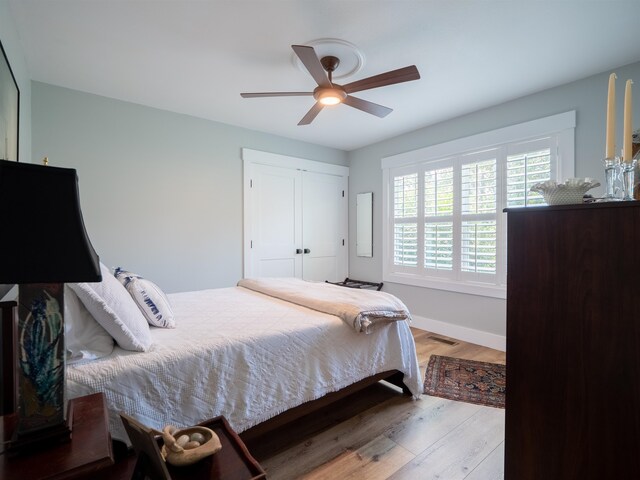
top-left (0, 39), bottom-right (20, 162)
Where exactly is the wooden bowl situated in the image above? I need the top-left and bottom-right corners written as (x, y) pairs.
top-left (161, 426), bottom-right (222, 466)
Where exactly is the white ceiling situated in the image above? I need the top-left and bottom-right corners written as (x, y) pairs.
top-left (8, 1), bottom-right (640, 151)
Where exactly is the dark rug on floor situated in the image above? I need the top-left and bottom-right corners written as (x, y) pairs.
top-left (423, 355), bottom-right (506, 408)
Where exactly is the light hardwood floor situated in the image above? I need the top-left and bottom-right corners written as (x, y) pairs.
top-left (249, 328), bottom-right (506, 480)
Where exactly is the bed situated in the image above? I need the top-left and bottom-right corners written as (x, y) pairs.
top-left (64, 273), bottom-right (423, 445)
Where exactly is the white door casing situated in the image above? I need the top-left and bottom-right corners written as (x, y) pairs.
top-left (243, 149), bottom-right (348, 282)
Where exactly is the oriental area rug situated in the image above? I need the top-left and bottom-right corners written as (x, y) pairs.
top-left (423, 355), bottom-right (506, 408)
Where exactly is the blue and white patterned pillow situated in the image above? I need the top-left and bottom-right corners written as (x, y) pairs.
top-left (114, 267), bottom-right (142, 287)
top-left (113, 267), bottom-right (175, 329)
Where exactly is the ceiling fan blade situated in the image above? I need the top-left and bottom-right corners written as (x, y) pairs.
top-left (342, 65), bottom-right (420, 94)
top-left (292, 45), bottom-right (331, 88)
top-left (241, 92), bottom-right (313, 98)
top-left (343, 95), bottom-right (393, 118)
top-left (298, 102), bottom-right (324, 125)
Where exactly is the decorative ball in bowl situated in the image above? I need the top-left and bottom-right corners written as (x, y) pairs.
top-left (530, 178), bottom-right (600, 205)
top-left (160, 425), bottom-right (222, 466)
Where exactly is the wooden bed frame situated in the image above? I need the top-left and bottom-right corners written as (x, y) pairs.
top-left (239, 369), bottom-right (411, 444)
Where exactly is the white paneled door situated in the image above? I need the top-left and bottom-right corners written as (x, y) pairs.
top-left (243, 149), bottom-right (348, 283)
top-left (301, 170), bottom-right (345, 281)
top-left (250, 163), bottom-right (303, 278)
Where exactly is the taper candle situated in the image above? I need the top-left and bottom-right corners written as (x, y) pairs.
top-left (623, 79), bottom-right (633, 162)
top-left (606, 73), bottom-right (617, 159)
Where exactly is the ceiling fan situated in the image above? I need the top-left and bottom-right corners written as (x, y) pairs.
top-left (240, 45), bottom-right (420, 125)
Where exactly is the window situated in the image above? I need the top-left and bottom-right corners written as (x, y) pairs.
top-left (382, 112), bottom-right (575, 298)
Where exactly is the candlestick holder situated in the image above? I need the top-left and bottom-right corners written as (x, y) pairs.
top-left (634, 148), bottom-right (640, 200)
top-left (622, 159), bottom-right (638, 200)
top-left (602, 157), bottom-right (622, 201)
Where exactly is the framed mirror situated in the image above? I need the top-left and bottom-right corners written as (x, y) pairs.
top-left (0, 39), bottom-right (19, 162)
top-left (356, 192), bottom-right (373, 257)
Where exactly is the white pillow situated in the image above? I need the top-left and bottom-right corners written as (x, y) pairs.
top-left (114, 268), bottom-right (175, 328)
top-left (64, 286), bottom-right (114, 363)
top-left (126, 277), bottom-right (175, 328)
top-left (69, 263), bottom-right (152, 352)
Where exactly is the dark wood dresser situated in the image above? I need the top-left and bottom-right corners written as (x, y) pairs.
top-left (505, 202), bottom-right (640, 480)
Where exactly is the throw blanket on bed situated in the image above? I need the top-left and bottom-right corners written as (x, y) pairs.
top-left (238, 277), bottom-right (411, 333)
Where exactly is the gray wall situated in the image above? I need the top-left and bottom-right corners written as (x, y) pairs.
top-left (0, 0), bottom-right (31, 163)
top-left (348, 60), bottom-right (640, 337)
top-left (31, 82), bottom-right (347, 293)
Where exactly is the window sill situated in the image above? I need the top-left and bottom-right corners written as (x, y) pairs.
top-left (384, 272), bottom-right (506, 299)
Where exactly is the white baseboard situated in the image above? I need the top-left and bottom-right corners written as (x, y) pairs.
top-left (411, 315), bottom-right (506, 352)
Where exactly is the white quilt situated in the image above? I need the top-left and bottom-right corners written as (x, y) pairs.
top-left (66, 287), bottom-right (422, 444)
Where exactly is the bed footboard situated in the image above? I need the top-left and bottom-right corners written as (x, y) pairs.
top-left (239, 369), bottom-right (409, 445)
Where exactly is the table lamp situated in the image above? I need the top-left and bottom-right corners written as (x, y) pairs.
top-left (0, 159), bottom-right (101, 451)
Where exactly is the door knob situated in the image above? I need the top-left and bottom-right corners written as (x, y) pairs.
top-left (303, 248), bottom-right (311, 254)
top-left (296, 248), bottom-right (303, 254)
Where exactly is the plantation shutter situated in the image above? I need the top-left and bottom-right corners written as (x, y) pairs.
top-left (424, 166), bottom-right (454, 272)
top-left (393, 172), bottom-right (418, 268)
top-left (506, 137), bottom-right (554, 207)
top-left (460, 150), bottom-right (498, 279)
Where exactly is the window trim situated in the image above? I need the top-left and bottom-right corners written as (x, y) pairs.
top-left (381, 111), bottom-right (575, 299)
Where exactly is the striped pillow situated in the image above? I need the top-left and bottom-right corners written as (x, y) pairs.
top-left (114, 268), bottom-right (175, 329)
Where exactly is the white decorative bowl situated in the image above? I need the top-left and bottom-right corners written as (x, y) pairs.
top-left (530, 178), bottom-right (600, 205)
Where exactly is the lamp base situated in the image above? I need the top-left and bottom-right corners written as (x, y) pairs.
top-left (12, 283), bottom-right (70, 453)
top-left (8, 400), bottom-right (74, 454)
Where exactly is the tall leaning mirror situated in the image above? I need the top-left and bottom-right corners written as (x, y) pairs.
top-left (356, 192), bottom-right (373, 257)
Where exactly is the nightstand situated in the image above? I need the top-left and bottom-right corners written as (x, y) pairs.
top-left (0, 392), bottom-right (114, 479)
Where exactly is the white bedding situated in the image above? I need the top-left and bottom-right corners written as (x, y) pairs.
top-left (66, 286), bottom-right (422, 444)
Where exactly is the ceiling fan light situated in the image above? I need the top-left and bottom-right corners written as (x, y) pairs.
top-left (319, 95), bottom-right (341, 106)
top-left (315, 88), bottom-right (347, 106)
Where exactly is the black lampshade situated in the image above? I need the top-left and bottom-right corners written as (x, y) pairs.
top-left (0, 159), bottom-right (101, 284)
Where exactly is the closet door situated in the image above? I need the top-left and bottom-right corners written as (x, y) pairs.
top-left (248, 164), bottom-right (303, 278)
top-left (243, 149), bottom-right (348, 282)
top-left (302, 171), bottom-right (347, 282)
